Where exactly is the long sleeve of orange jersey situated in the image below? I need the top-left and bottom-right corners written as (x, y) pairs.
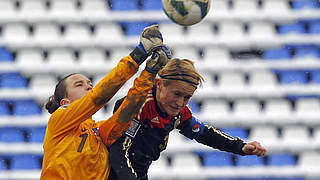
top-left (48, 56), bottom-right (139, 135)
top-left (98, 70), bottom-right (155, 146)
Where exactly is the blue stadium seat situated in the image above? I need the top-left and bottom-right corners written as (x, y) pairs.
top-left (10, 154), bottom-right (40, 170)
top-left (0, 101), bottom-right (9, 115)
top-left (0, 47), bottom-right (13, 62)
top-left (272, 177), bottom-right (304, 180)
top-left (0, 73), bottom-right (27, 88)
top-left (238, 178), bottom-right (269, 180)
top-left (221, 127), bottom-right (248, 139)
top-left (203, 151), bottom-right (233, 167)
top-left (28, 126), bottom-right (46, 143)
top-left (141, 0), bottom-right (163, 10)
top-left (310, 71), bottom-right (320, 83)
top-left (188, 101), bottom-right (200, 113)
top-left (121, 21), bottom-right (158, 36)
top-left (263, 48), bottom-right (291, 60)
top-left (267, 153), bottom-right (296, 166)
top-left (278, 23), bottom-right (306, 34)
top-left (235, 155), bottom-right (264, 166)
top-left (278, 70), bottom-right (308, 84)
top-left (110, 0), bottom-right (139, 11)
top-left (0, 127), bottom-right (25, 143)
top-left (292, 0), bottom-right (319, 9)
top-left (309, 21), bottom-right (320, 34)
top-left (0, 157), bottom-right (6, 171)
top-left (294, 46), bottom-right (319, 58)
top-left (12, 100), bottom-right (41, 116)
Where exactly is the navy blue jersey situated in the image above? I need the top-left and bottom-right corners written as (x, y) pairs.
top-left (108, 87), bottom-right (246, 180)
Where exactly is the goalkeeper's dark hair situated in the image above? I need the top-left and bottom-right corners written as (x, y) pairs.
top-left (158, 58), bottom-right (203, 88)
top-left (45, 73), bottom-right (77, 114)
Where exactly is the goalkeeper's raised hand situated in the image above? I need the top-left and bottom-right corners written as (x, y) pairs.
top-left (145, 45), bottom-right (172, 74)
top-left (130, 24), bottom-right (163, 65)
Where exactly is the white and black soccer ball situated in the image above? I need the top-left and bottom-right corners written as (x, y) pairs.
top-left (162, 0), bottom-right (211, 26)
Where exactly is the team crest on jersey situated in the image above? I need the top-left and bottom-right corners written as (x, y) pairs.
top-left (173, 114), bottom-right (182, 129)
top-left (125, 119), bottom-right (141, 138)
top-left (151, 117), bottom-right (160, 124)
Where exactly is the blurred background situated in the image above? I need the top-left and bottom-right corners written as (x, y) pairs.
top-left (0, 0), bottom-right (320, 179)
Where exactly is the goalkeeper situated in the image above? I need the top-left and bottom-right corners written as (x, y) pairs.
top-left (108, 57), bottom-right (267, 180)
top-left (40, 25), bottom-right (169, 180)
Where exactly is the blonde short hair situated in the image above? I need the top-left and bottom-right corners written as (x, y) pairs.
top-left (158, 58), bottom-right (203, 88)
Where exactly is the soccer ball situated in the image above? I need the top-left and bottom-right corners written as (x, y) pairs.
top-left (162, 0), bottom-right (211, 26)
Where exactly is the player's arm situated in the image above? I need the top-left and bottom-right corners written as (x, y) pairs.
top-left (48, 25), bottom-right (164, 135)
top-left (98, 46), bottom-right (171, 146)
top-left (177, 116), bottom-right (247, 155)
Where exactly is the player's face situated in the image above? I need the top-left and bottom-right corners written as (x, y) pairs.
top-left (65, 74), bottom-right (93, 103)
top-left (156, 79), bottom-right (196, 116)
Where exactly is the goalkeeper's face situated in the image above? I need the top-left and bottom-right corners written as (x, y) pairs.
top-left (64, 74), bottom-right (93, 104)
top-left (156, 79), bottom-right (196, 116)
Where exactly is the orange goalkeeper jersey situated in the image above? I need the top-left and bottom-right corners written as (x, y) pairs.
top-left (40, 56), bottom-right (155, 180)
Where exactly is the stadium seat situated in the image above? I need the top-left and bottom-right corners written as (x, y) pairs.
top-left (80, 0), bottom-right (109, 16)
top-left (295, 98), bottom-right (320, 119)
top-left (78, 48), bottom-right (106, 68)
top-left (218, 72), bottom-right (245, 90)
top-left (309, 21), bottom-right (320, 34)
top-left (19, 0), bottom-right (46, 17)
top-left (249, 71), bottom-right (278, 89)
top-left (203, 151), bottom-right (233, 167)
top-left (171, 153), bottom-right (202, 170)
top-left (33, 23), bottom-right (61, 43)
top-left (249, 22), bottom-right (278, 40)
top-left (141, 0), bottom-right (163, 10)
top-left (2, 23), bottom-right (30, 43)
top-left (261, 0), bottom-right (291, 14)
top-left (233, 99), bottom-right (261, 119)
top-left (159, 23), bottom-right (186, 42)
top-left (0, 47), bottom-right (13, 62)
top-left (294, 46), bottom-right (319, 58)
top-left (187, 23), bottom-right (215, 41)
top-left (200, 100), bottom-right (230, 120)
top-left (172, 46), bottom-right (200, 62)
top-left (0, 101), bottom-right (10, 116)
top-left (203, 47), bottom-right (231, 64)
top-left (297, 151), bottom-right (320, 170)
top-left (277, 71), bottom-right (307, 84)
top-left (218, 21), bottom-right (245, 42)
top-left (188, 101), bottom-right (200, 114)
top-left (12, 100), bottom-right (41, 116)
top-left (0, 0), bottom-right (17, 17)
top-left (94, 23), bottom-right (125, 42)
top-left (47, 48), bottom-right (77, 71)
top-left (235, 155), bottom-right (264, 166)
top-left (267, 153), bottom-right (296, 166)
top-left (263, 48), bottom-right (291, 60)
top-left (0, 127), bottom-right (25, 143)
top-left (121, 21), bottom-right (157, 36)
top-left (0, 73), bottom-right (28, 88)
top-left (110, 0), bottom-right (139, 11)
top-left (49, 0), bottom-right (78, 17)
top-left (281, 126), bottom-right (310, 144)
top-left (10, 154), bottom-right (40, 170)
top-left (0, 157), bottom-right (6, 170)
top-left (291, 0), bottom-right (320, 9)
top-left (233, 0), bottom-right (258, 15)
top-left (278, 23), bottom-right (306, 35)
top-left (263, 99), bottom-right (292, 120)
top-left (64, 23), bottom-right (91, 43)
top-left (249, 126), bottom-right (279, 144)
top-left (221, 127), bottom-right (248, 140)
top-left (272, 177), bottom-right (304, 180)
top-left (311, 70), bottom-right (320, 83)
top-left (28, 126), bottom-right (46, 143)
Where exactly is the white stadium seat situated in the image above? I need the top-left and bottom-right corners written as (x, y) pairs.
top-left (19, 0), bottom-right (46, 18)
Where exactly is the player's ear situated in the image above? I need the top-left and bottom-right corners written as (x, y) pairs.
top-left (60, 98), bottom-right (70, 106)
top-left (156, 79), bottom-right (162, 89)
